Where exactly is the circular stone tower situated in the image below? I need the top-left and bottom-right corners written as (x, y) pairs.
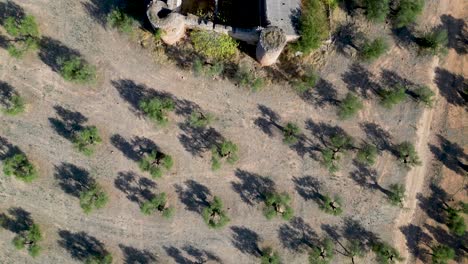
top-left (147, 1), bottom-right (185, 45)
top-left (256, 26), bottom-right (287, 66)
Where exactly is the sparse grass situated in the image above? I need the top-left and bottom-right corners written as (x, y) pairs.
top-left (360, 38), bottom-right (388, 61)
top-left (3, 153), bottom-right (37, 182)
top-left (235, 66), bottom-right (265, 92)
top-left (58, 56), bottom-right (96, 84)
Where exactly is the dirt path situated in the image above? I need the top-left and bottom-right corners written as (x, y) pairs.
top-left (393, 0), bottom-right (466, 262)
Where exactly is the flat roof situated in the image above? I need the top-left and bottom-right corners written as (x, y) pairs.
top-left (266, 0), bottom-right (301, 36)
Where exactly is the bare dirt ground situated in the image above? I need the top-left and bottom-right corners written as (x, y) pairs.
top-left (0, 0), bottom-right (465, 263)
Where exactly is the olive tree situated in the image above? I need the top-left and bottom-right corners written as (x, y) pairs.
top-left (356, 143), bottom-right (378, 166)
top-left (372, 242), bottom-right (403, 264)
top-left (85, 253), bottom-right (113, 264)
top-left (3, 94), bottom-right (25, 115)
top-left (309, 238), bottom-right (334, 264)
top-left (319, 194), bottom-right (343, 216)
top-left (260, 247), bottom-right (281, 264)
top-left (417, 29), bottom-right (448, 56)
top-left (431, 244), bottom-right (455, 264)
top-left (202, 196), bottom-right (230, 229)
top-left (363, 0), bottom-right (389, 22)
top-left (321, 133), bottom-right (354, 173)
top-left (139, 97), bottom-right (175, 125)
top-left (79, 183), bottom-right (108, 214)
top-left (141, 192), bottom-right (175, 218)
top-left (139, 150), bottom-right (173, 178)
top-left (2, 15), bottom-right (40, 58)
top-left (413, 85), bottom-right (435, 107)
top-left (263, 192), bottom-right (294, 220)
top-left (396, 142), bottom-right (421, 168)
top-left (360, 38), bottom-right (388, 61)
top-left (12, 223), bottom-right (42, 257)
top-left (394, 0), bottom-right (425, 28)
top-left (282, 123), bottom-right (301, 145)
top-left (444, 205), bottom-right (466, 236)
top-left (188, 110), bottom-right (214, 128)
top-left (3, 153), bottom-right (37, 182)
top-left (387, 184), bottom-right (405, 207)
top-left (211, 140), bottom-right (239, 170)
top-left (72, 126), bottom-right (102, 156)
top-left (338, 93), bottom-right (363, 119)
top-left (58, 57), bottom-right (96, 84)
top-left (378, 86), bottom-right (407, 108)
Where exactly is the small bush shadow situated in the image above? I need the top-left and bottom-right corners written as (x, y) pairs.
top-left (0, 0), bottom-right (25, 25)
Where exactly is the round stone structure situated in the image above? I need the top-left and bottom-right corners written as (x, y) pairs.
top-left (147, 1), bottom-right (186, 45)
top-left (256, 26), bottom-right (287, 66)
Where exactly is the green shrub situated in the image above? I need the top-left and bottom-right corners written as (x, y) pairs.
top-left (261, 247), bottom-right (281, 264)
top-left (3, 153), bottom-right (37, 182)
top-left (321, 133), bottom-right (354, 173)
top-left (12, 224), bottom-right (42, 257)
top-left (378, 86), bottom-right (407, 108)
top-left (363, 0), bottom-right (389, 23)
top-left (85, 253), bottom-right (113, 264)
top-left (360, 38), bottom-right (388, 61)
top-left (394, 0), bottom-right (425, 28)
top-left (58, 56), bottom-right (96, 84)
top-left (338, 93), bottom-right (363, 119)
top-left (309, 238), bottom-right (334, 264)
top-left (413, 85), bottom-right (435, 107)
top-left (139, 150), bottom-right (173, 178)
top-left (293, 69), bottom-right (318, 94)
top-left (79, 183), bottom-right (108, 214)
top-left (319, 195), bottom-right (343, 216)
top-left (432, 244), bottom-right (455, 264)
top-left (387, 184), bottom-right (405, 206)
top-left (72, 126), bottom-right (102, 156)
top-left (211, 140), bottom-right (239, 170)
top-left (188, 110), bottom-right (214, 128)
top-left (202, 196), bottom-right (230, 228)
top-left (107, 8), bottom-right (134, 33)
top-left (356, 143), bottom-right (378, 166)
top-left (191, 31), bottom-right (238, 61)
top-left (141, 192), bottom-right (174, 218)
top-left (3, 94), bottom-right (25, 115)
top-left (396, 141), bottom-right (421, 168)
top-left (3, 15), bottom-right (40, 58)
top-left (139, 97), bottom-right (175, 125)
top-left (282, 122), bottom-right (301, 145)
top-left (417, 29), bottom-right (448, 55)
top-left (445, 207), bottom-right (466, 236)
top-left (372, 242), bottom-right (403, 264)
top-left (235, 66), bottom-right (265, 92)
top-left (263, 192), bottom-right (294, 220)
top-left (295, 0), bottom-right (329, 54)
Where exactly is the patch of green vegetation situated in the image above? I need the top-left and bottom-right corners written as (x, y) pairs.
top-left (261, 247), bottom-right (281, 264)
top-left (139, 97), bottom-right (175, 126)
top-left (356, 143), bottom-right (378, 166)
top-left (360, 38), bottom-right (388, 61)
top-left (141, 192), bottom-right (175, 218)
top-left (413, 85), bottom-right (435, 107)
top-left (192, 58), bottom-right (224, 78)
top-left (107, 8), bottom-right (134, 33)
top-left (282, 122), bottom-right (301, 145)
top-left (319, 195), bottom-right (343, 216)
top-left (139, 150), bottom-right (173, 178)
top-left (3, 94), bottom-right (25, 115)
top-left (396, 141), bottom-right (421, 168)
top-left (72, 126), bottom-right (102, 156)
top-left (12, 223), bottom-right (42, 257)
top-left (188, 110), bottom-right (214, 128)
top-left (85, 253), bottom-right (113, 264)
top-left (372, 242), bottom-right (403, 264)
top-left (292, 69), bottom-right (318, 94)
top-left (191, 30), bottom-right (238, 61)
top-left (234, 66), bottom-right (265, 92)
top-left (295, 0), bottom-right (329, 54)
top-left (202, 196), bottom-right (230, 228)
top-left (263, 192), bottom-right (294, 220)
top-left (3, 153), bottom-right (37, 182)
top-left (309, 238), bottom-right (334, 264)
top-left (394, 0), bottom-right (425, 28)
top-left (387, 184), bottom-right (405, 206)
top-left (363, 0), bottom-right (389, 23)
top-left (79, 183), bottom-right (108, 214)
top-left (417, 29), bottom-right (448, 56)
top-left (211, 140), bottom-right (239, 170)
top-left (431, 244), bottom-right (455, 264)
top-left (3, 15), bottom-right (40, 58)
top-left (58, 56), bottom-right (96, 84)
top-left (338, 93), bottom-right (363, 119)
top-left (378, 86), bottom-right (407, 108)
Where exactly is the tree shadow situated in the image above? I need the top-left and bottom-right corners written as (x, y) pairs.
top-left (110, 134), bottom-right (159, 162)
top-left (0, 207), bottom-right (33, 234)
top-left (54, 163), bottom-right (95, 198)
top-left (174, 180), bottom-right (211, 214)
top-left (350, 162), bottom-right (392, 196)
top-left (380, 69), bottom-right (419, 99)
top-left (111, 79), bottom-right (198, 117)
top-left (114, 171), bottom-right (157, 206)
top-left (342, 217), bottom-right (379, 250)
top-left (58, 230), bottom-right (109, 261)
top-left (416, 183), bottom-right (448, 223)
top-left (254, 104), bottom-right (281, 137)
top-left (391, 26), bottom-right (417, 48)
top-left (399, 224), bottom-right (432, 262)
top-left (48, 105), bottom-right (87, 140)
top-left (0, 136), bottom-right (22, 160)
top-left (342, 63), bottom-right (380, 99)
top-left (177, 123), bottom-right (223, 157)
top-left (82, 0), bottom-right (150, 29)
top-left (119, 244), bottom-right (157, 264)
top-left (360, 122), bottom-right (394, 154)
top-left (163, 245), bottom-right (222, 264)
top-left (424, 223), bottom-right (468, 261)
top-left (440, 14), bottom-right (467, 55)
top-left (0, 0), bottom-right (25, 25)
top-left (300, 78), bottom-right (339, 107)
top-left (278, 217), bottom-right (317, 252)
top-left (0, 81), bottom-right (21, 109)
top-left (305, 119), bottom-right (347, 148)
top-left (230, 226), bottom-right (262, 257)
top-left (333, 22), bottom-right (358, 55)
top-left (231, 169), bottom-right (275, 206)
top-left (38, 37), bottom-right (83, 74)
top-left (292, 176), bottom-right (323, 204)
top-left (429, 134), bottom-right (467, 176)
top-left (434, 67), bottom-right (467, 107)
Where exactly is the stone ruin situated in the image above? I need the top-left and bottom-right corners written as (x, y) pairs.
top-left (146, 0), bottom-right (300, 66)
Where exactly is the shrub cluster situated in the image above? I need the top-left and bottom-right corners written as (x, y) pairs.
top-left (295, 0), bottom-right (329, 54)
top-left (190, 31), bottom-right (238, 61)
top-left (3, 15), bottom-right (40, 58)
top-left (58, 56), bottom-right (97, 84)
